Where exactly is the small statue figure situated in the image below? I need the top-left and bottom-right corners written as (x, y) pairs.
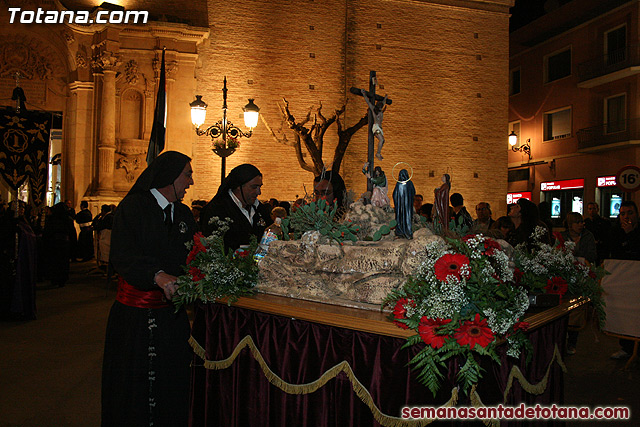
top-left (361, 89), bottom-right (388, 161)
top-left (433, 174), bottom-right (451, 232)
top-left (362, 162), bottom-right (390, 207)
top-left (393, 169), bottom-right (416, 239)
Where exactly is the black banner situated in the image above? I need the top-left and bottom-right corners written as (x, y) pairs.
top-left (0, 108), bottom-right (51, 206)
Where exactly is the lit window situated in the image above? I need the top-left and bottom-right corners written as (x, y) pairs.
top-left (543, 107), bottom-right (571, 141)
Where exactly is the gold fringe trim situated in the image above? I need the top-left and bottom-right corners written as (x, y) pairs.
top-left (469, 385), bottom-right (500, 427)
top-left (189, 336), bottom-right (565, 426)
top-left (190, 335), bottom-right (458, 427)
top-left (502, 344), bottom-right (567, 403)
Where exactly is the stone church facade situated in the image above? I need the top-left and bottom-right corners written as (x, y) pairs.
top-left (0, 0), bottom-right (513, 216)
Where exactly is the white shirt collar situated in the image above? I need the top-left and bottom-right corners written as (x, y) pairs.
top-left (150, 189), bottom-right (172, 219)
top-left (228, 189), bottom-right (258, 223)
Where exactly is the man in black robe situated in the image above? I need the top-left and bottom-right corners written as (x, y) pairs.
top-left (199, 163), bottom-right (272, 251)
top-left (75, 200), bottom-right (94, 261)
top-left (102, 151), bottom-right (196, 427)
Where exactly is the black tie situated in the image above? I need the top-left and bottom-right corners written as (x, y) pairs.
top-left (164, 204), bottom-right (173, 228)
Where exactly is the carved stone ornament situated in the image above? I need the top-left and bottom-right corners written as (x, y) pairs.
top-left (75, 52), bottom-right (88, 69)
top-left (153, 55), bottom-right (178, 79)
top-left (116, 155), bottom-right (142, 183)
top-left (124, 60), bottom-right (139, 85)
top-left (166, 60), bottom-right (178, 79)
top-left (92, 50), bottom-right (121, 71)
top-left (0, 37), bottom-right (55, 80)
top-left (62, 30), bottom-right (75, 43)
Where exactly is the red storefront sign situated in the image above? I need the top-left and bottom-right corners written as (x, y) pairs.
top-left (540, 179), bottom-right (584, 191)
top-left (596, 176), bottom-right (617, 187)
top-left (506, 192), bottom-right (532, 204)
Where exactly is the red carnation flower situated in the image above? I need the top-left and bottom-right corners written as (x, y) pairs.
top-left (513, 321), bottom-right (529, 332)
top-left (545, 276), bottom-right (568, 296)
top-left (189, 266), bottom-right (205, 282)
top-left (454, 313), bottom-right (495, 349)
top-left (187, 233), bottom-right (207, 264)
top-left (393, 298), bottom-right (415, 329)
top-left (513, 268), bottom-right (524, 285)
top-left (483, 238), bottom-right (502, 255)
top-left (434, 253), bottom-right (471, 282)
top-left (418, 317), bottom-right (452, 348)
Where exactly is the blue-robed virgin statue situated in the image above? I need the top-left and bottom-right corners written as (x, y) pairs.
top-left (392, 169), bottom-right (416, 239)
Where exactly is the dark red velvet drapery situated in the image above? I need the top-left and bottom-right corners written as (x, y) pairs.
top-left (189, 302), bottom-right (567, 427)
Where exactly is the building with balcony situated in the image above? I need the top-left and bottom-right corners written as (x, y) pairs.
top-left (508, 0), bottom-right (639, 225)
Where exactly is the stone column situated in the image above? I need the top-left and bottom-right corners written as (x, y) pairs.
top-left (94, 51), bottom-right (120, 195)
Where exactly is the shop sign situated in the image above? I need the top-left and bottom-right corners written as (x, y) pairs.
top-left (540, 179), bottom-right (584, 191)
top-left (596, 176), bottom-right (617, 187)
top-left (506, 192), bottom-right (531, 204)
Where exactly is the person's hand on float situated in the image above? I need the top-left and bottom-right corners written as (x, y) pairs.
top-left (154, 271), bottom-right (179, 300)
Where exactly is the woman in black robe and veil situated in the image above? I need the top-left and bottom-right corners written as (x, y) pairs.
top-left (393, 168), bottom-right (416, 239)
top-left (102, 151), bottom-right (197, 427)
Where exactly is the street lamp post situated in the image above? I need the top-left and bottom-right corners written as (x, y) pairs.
top-left (508, 131), bottom-right (531, 160)
top-left (190, 77), bottom-right (260, 182)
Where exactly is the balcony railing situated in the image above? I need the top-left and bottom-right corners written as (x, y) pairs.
top-left (576, 118), bottom-right (640, 150)
top-left (577, 45), bottom-right (640, 82)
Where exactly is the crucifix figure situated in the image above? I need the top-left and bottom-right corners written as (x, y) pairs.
top-left (350, 70), bottom-right (392, 193)
top-left (361, 89), bottom-right (388, 161)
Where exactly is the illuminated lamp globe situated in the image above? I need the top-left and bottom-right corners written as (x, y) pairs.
top-left (190, 95), bottom-right (207, 128)
top-left (243, 98), bottom-right (260, 129)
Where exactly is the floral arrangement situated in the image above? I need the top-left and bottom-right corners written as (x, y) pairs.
top-left (172, 217), bottom-right (259, 312)
top-left (512, 226), bottom-right (607, 327)
top-left (383, 234), bottom-right (532, 396)
top-left (212, 137), bottom-right (240, 152)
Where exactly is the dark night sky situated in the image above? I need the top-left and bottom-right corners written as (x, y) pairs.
top-left (509, 0), bottom-right (573, 32)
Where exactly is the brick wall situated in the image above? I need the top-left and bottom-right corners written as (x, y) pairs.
top-left (191, 0), bottom-right (510, 215)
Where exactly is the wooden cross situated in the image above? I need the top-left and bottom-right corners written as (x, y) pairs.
top-left (350, 70), bottom-right (392, 193)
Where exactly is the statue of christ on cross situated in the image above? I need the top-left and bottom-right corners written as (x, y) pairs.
top-left (350, 70), bottom-right (392, 193)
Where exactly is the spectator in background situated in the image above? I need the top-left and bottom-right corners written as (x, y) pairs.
top-left (93, 204), bottom-right (115, 266)
top-left (450, 192), bottom-right (473, 230)
top-left (556, 212), bottom-right (597, 356)
top-left (490, 215), bottom-right (515, 241)
top-left (538, 201), bottom-right (554, 232)
top-left (0, 201), bottom-right (37, 320)
top-left (413, 194), bottom-right (423, 213)
top-left (508, 198), bottom-right (551, 248)
top-left (64, 199), bottom-right (76, 220)
top-left (313, 170), bottom-right (347, 217)
top-left (43, 202), bottom-right (77, 287)
top-left (584, 202), bottom-right (610, 264)
top-left (268, 198), bottom-right (279, 211)
top-left (418, 203), bottom-right (433, 222)
top-left (557, 212), bottom-right (597, 264)
top-left (75, 200), bottom-right (94, 261)
top-left (190, 200), bottom-right (206, 225)
top-left (472, 202), bottom-right (494, 233)
top-left (279, 200), bottom-right (292, 216)
top-left (608, 201), bottom-right (640, 360)
top-left (610, 201), bottom-right (640, 261)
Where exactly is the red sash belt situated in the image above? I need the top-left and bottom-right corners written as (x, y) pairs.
top-left (116, 277), bottom-right (169, 309)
